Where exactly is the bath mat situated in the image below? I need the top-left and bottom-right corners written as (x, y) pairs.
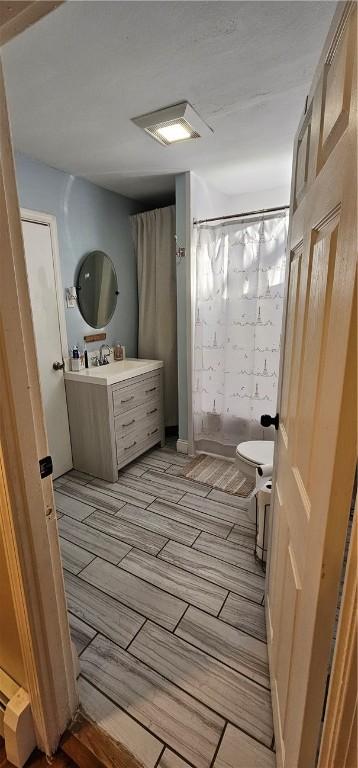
top-left (181, 454), bottom-right (255, 498)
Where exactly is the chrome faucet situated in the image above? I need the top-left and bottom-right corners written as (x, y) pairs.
top-left (99, 344), bottom-right (111, 365)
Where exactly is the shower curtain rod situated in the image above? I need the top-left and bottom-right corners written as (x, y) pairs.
top-left (193, 204), bottom-right (289, 225)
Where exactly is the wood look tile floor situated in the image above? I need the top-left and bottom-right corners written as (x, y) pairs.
top-left (55, 444), bottom-right (275, 768)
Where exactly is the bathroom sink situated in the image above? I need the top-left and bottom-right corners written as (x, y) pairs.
top-left (64, 358), bottom-right (163, 386)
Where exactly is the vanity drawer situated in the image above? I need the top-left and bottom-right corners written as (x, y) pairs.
top-left (114, 401), bottom-right (160, 438)
top-left (116, 419), bottom-right (161, 465)
top-left (112, 373), bottom-right (160, 416)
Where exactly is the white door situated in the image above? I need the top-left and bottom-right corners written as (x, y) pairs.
top-left (266, 4), bottom-right (356, 768)
top-left (22, 218), bottom-right (72, 478)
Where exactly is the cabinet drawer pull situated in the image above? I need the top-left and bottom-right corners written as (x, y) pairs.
top-left (147, 428), bottom-right (158, 437)
top-left (121, 395), bottom-right (134, 404)
top-left (147, 408), bottom-right (158, 416)
top-left (124, 441), bottom-right (137, 451)
top-left (123, 419), bottom-right (135, 427)
top-left (145, 387), bottom-right (157, 394)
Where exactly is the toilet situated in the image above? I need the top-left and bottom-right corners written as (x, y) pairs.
top-left (236, 440), bottom-right (275, 527)
top-left (236, 440), bottom-right (274, 480)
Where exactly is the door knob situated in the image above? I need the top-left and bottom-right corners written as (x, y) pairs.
top-left (53, 361), bottom-right (65, 371)
top-left (261, 413), bottom-right (279, 430)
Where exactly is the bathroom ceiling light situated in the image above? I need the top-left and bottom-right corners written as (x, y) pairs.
top-left (157, 123), bottom-right (191, 143)
top-left (132, 102), bottom-right (213, 145)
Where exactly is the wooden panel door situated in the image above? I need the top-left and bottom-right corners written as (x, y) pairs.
top-left (266, 4), bottom-right (357, 768)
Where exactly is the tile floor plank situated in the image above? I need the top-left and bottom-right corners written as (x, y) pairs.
top-left (219, 592), bottom-right (267, 642)
top-left (89, 477), bottom-right (156, 508)
top-left (54, 490), bottom-right (95, 521)
top-left (68, 613), bottom-right (97, 655)
top-left (112, 475), bottom-right (184, 504)
top-left (213, 723), bottom-right (276, 768)
top-left (129, 622), bottom-right (273, 748)
top-left (59, 515), bottom-right (132, 564)
top-left (58, 482), bottom-right (126, 515)
top-left (65, 571), bottom-right (145, 647)
top-left (165, 464), bottom-right (187, 477)
top-left (159, 541), bottom-right (265, 604)
top-left (81, 634), bottom-right (224, 768)
top-left (120, 464), bottom-right (150, 478)
top-left (193, 532), bottom-right (262, 576)
top-left (85, 509), bottom-right (168, 555)
top-left (80, 557), bottom-right (187, 630)
top-left (114, 504), bottom-right (200, 546)
top-left (179, 493), bottom-right (254, 528)
top-left (79, 677), bottom-right (164, 768)
top-left (158, 749), bottom-right (191, 768)
top-left (66, 469), bottom-right (93, 485)
top-left (207, 488), bottom-right (250, 511)
top-left (227, 524), bottom-right (258, 551)
top-left (135, 456), bottom-right (172, 472)
top-left (53, 475), bottom-right (67, 488)
top-left (150, 449), bottom-right (192, 466)
top-left (148, 499), bottom-right (232, 539)
top-left (141, 470), bottom-right (210, 498)
top-left (175, 606), bottom-right (269, 688)
top-left (59, 538), bottom-right (95, 575)
top-left (119, 549), bottom-right (227, 616)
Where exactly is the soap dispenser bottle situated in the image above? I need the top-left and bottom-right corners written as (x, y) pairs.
top-left (114, 342), bottom-right (123, 361)
top-left (71, 345), bottom-right (81, 371)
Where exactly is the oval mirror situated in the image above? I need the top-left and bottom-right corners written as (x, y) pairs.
top-left (77, 251), bottom-right (118, 328)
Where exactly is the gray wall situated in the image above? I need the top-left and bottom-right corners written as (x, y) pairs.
top-left (15, 152), bottom-right (143, 355)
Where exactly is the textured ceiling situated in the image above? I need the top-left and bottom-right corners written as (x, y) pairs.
top-left (3, 1), bottom-right (337, 203)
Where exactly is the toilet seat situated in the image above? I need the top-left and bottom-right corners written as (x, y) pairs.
top-left (236, 440), bottom-right (274, 467)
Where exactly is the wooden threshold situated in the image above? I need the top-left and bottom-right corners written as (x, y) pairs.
top-left (0, 713), bottom-right (143, 768)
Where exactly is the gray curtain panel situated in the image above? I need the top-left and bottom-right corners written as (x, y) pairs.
top-left (131, 205), bottom-right (178, 427)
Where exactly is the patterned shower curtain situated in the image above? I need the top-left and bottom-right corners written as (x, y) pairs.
top-left (193, 212), bottom-right (288, 451)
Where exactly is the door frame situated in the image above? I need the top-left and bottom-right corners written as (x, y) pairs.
top-left (318, 504), bottom-right (357, 768)
top-left (0, 2), bottom-right (77, 760)
top-left (21, 208), bottom-right (69, 362)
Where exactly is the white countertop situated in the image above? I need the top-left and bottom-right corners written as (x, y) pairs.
top-left (64, 359), bottom-right (163, 386)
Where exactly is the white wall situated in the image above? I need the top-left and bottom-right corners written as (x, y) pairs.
top-left (190, 172), bottom-right (289, 221)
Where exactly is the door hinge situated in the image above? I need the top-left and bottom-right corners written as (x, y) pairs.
top-left (39, 455), bottom-right (53, 479)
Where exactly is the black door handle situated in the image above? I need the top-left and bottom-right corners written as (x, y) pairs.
top-left (261, 413), bottom-right (279, 430)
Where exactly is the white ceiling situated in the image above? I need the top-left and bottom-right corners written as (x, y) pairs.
top-left (3, 1), bottom-right (336, 204)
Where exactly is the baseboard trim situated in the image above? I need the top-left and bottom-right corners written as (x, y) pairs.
top-left (176, 439), bottom-right (189, 455)
top-left (196, 449), bottom-right (235, 463)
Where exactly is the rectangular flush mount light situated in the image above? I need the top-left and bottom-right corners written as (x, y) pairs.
top-left (132, 101), bottom-right (213, 145)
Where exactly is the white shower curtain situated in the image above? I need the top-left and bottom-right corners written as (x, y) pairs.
top-left (193, 212), bottom-right (288, 452)
top-left (131, 205), bottom-right (178, 427)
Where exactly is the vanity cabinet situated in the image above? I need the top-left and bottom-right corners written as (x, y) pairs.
top-left (65, 363), bottom-right (164, 481)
